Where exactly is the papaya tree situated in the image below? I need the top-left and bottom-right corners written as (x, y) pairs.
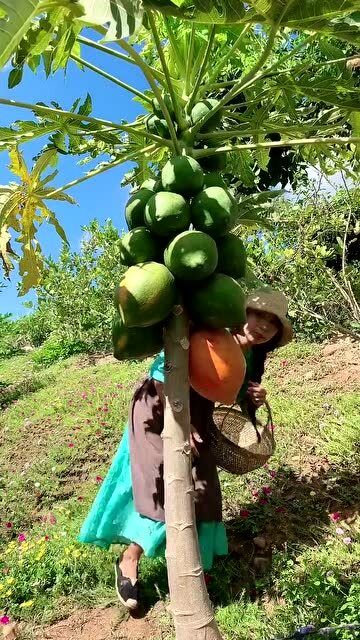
top-left (1, 2), bottom-right (360, 638)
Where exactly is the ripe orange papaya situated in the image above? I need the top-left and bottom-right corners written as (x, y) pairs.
top-left (189, 329), bottom-right (246, 404)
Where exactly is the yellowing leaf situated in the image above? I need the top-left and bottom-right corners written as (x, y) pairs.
top-left (9, 146), bottom-right (29, 183)
top-left (0, 225), bottom-right (14, 277)
top-left (31, 148), bottom-right (58, 188)
top-left (38, 203), bottom-right (68, 244)
top-left (18, 243), bottom-right (43, 294)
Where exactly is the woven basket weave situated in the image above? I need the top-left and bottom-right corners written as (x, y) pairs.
top-left (210, 401), bottom-right (275, 475)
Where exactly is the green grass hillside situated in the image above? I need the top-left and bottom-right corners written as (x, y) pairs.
top-left (0, 340), bottom-right (359, 639)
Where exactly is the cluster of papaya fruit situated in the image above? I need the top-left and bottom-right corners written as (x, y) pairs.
top-left (112, 151), bottom-right (247, 362)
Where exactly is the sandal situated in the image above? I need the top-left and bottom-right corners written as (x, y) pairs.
top-left (114, 558), bottom-right (139, 610)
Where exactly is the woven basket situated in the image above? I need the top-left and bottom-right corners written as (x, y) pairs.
top-left (210, 401), bottom-right (275, 475)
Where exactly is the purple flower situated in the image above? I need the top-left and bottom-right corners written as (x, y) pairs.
top-left (335, 527), bottom-right (344, 535)
top-left (343, 537), bottom-right (352, 545)
top-left (0, 616), bottom-right (10, 625)
top-left (18, 533), bottom-right (26, 543)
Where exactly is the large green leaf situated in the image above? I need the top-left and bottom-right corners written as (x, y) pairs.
top-left (0, 0), bottom-right (44, 68)
top-left (77, 0), bottom-right (143, 39)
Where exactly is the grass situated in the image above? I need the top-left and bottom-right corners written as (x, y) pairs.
top-left (0, 343), bottom-right (359, 639)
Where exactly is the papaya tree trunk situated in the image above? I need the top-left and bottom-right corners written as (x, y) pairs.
top-left (163, 303), bottom-right (223, 640)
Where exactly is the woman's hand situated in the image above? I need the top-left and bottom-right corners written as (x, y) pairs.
top-left (247, 381), bottom-right (267, 408)
top-left (190, 425), bottom-right (203, 458)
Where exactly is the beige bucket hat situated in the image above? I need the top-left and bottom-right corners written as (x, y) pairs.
top-left (246, 288), bottom-right (293, 346)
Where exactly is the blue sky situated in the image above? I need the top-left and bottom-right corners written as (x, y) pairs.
top-left (0, 33), bottom-right (148, 317)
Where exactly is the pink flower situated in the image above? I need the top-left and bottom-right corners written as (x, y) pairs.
top-left (262, 486), bottom-right (272, 495)
top-left (281, 360), bottom-right (288, 367)
top-left (269, 470), bottom-right (277, 478)
top-left (330, 512), bottom-right (341, 522)
top-left (81, 392), bottom-right (87, 399)
top-left (335, 527), bottom-right (344, 535)
top-left (103, 407), bottom-right (109, 413)
top-left (44, 535), bottom-right (50, 542)
top-left (343, 537), bottom-right (352, 545)
top-left (240, 509), bottom-right (250, 518)
top-left (95, 476), bottom-right (103, 484)
top-left (252, 490), bottom-right (259, 498)
top-left (5, 522), bottom-right (13, 530)
top-left (48, 514), bottom-right (57, 525)
top-left (259, 498), bottom-right (268, 506)
top-left (0, 616), bottom-right (10, 625)
top-left (68, 443), bottom-right (74, 448)
top-left (78, 496), bottom-right (84, 501)
top-left (18, 533), bottom-right (26, 543)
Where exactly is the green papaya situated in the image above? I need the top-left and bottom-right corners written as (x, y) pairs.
top-left (125, 188), bottom-right (154, 229)
top-left (191, 99), bottom-right (223, 132)
top-left (152, 95), bottom-right (175, 119)
top-left (146, 114), bottom-right (170, 139)
top-left (191, 186), bottom-right (234, 237)
top-left (216, 234), bottom-right (247, 279)
top-left (161, 155), bottom-right (204, 197)
top-left (164, 230), bottom-right (218, 281)
top-left (145, 191), bottom-right (191, 237)
top-left (112, 313), bottom-right (163, 360)
top-left (115, 262), bottom-right (176, 327)
top-left (185, 273), bottom-right (246, 329)
top-left (120, 227), bottom-right (161, 266)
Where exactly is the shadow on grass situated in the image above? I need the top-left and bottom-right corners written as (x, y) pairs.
top-left (209, 460), bottom-right (360, 607)
top-left (136, 460), bottom-right (360, 614)
top-left (0, 374), bottom-right (53, 408)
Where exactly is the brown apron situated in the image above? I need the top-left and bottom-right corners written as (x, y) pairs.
top-left (128, 378), bottom-right (222, 523)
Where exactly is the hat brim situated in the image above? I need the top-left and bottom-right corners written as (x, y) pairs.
top-left (246, 302), bottom-right (293, 347)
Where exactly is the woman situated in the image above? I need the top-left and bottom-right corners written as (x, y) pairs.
top-left (79, 288), bottom-right (293, 610)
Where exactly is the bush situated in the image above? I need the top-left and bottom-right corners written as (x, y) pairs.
top-left (31, 337), bottom-right (87, 367)
top-left (0, 314), bottom-right (33, 360)
top-left (244, 185), bottom-right (360, 341)
top-left (31, 219), bottom-right (125, 354)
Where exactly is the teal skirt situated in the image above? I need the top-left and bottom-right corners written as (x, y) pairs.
top-left (79, 428), bottom-right (228, 571)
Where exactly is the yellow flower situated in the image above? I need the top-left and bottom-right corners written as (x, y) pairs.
top-left (20, 600), bottom-right (34, 609)
top-left (72, 549), bottom-right (81, 559)
top-left (6, 578), bottom-right (15, 586)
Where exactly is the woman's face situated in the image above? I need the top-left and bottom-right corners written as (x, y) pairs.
top-left (243, 309), bottom-right (280, 346)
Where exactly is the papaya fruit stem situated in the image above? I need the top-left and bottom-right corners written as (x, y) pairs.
top-left (118, 38), bottom-right (181, 154)
top-left (203, 25), bottom-right (250, 90)
top-left (185, 24), bottom-right (196, 96)
top-left (70, 53), bottom-right (153, 104)
top-left (163, 305), bottom-right (223, 639)
top-left (147, 12), bottom-right (188, 132)
top-left (76, 35), bottom-right (167, 86)
top-left (192, 136), bottom-right (360, 158)
top-left (190, 24), bottom-right (277, 137)
top-left (45, 144), bottom-right (156, 198)
top-left (187, 25), bottom-right (217, 114)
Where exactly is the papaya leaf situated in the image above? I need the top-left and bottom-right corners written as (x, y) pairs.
top-left (38, 202), bottom-right (68, 244)
top-left (0, 147), bottom-right (73, 289)
top-left (9, 147), bottom-right (30, 182)
top-left (8, 67), bottom-right (23, 89)
top-left (77, 0), bottom-right (143, 39)
top-left (0, 0), bottom-right (44, 68)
